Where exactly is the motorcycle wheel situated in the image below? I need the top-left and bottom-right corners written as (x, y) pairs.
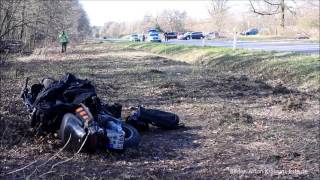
top-left (122, 123), bottom-right (141, 148)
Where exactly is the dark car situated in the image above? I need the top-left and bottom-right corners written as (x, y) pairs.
top-left (180, 32), bottom-right (204, 40)
top-left (241, 28), bottom-right (259, 36)
top-left (165, 32), bottom-right (177, 39)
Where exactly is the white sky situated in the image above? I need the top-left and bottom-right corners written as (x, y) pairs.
top-left (79, 0), bottom-right (250, 26)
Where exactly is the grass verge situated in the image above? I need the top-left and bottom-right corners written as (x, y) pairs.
top-left (111, 41), bottom-right (320, 92)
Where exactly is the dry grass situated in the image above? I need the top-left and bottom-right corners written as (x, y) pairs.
top-left (117, 41), bottom-right (320, 92)
top-left (0, 42), bottom-right (319, 179)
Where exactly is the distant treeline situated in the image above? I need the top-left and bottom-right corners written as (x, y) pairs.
top-left (95, 1), bottom-right (319, 40)
top-left (0, 0), bottom-right (91, 50)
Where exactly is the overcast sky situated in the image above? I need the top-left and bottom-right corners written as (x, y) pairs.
top-left (79, 0), bottom-right (250, 26)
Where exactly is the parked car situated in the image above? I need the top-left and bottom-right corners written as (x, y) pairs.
top-left (147, 32), bottom-right (161, 42)
top-left (130, 34), bottom-right (140, 42)
top-left (296, 32), bottom-right (310, 39)
top-left (177, 32), bottom-right (185, 40)
top-left (205, 32), bottom-right (220, 39)
top-left (166, 32), bottom-right (177, 40)
top-left (241, 28), bottom-right (259, 36)
top-left (179, 32), bottom-right (204, 40)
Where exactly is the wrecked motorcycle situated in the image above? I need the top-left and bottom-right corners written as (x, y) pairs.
top-left (21, 76), bottom-right (140, 152)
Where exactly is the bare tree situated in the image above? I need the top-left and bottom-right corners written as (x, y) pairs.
top-left (91, 26), bottom-right (101, 38)
top-left (140, 14), bottom-right (154, 32)
top-left (160, 9), bottom-right (187, 32)
top-left (207, 0), bottom-right (229, 32)
top-left (0, 0), bottom-right (91, 50)
top-left (101, 22), bottom-right (127, 38)
top-left (0, 0), bottom-right (30, 40)
top-left (249, 0), bottom-right (296, 28)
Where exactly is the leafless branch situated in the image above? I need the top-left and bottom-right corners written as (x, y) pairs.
top-left (50, 133), bottom-right (89, 170)
top-left (25, 134), bottom-right (72, 178)
top-left (5, 160), bottom-right (38, 175)
top-left (263, 0), bottom-right (281, 6)
top-left (249, 0), bottom-right (281, 15)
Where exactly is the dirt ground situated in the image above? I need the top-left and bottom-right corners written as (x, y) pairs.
top-left (0, 42), bottom-right (319, 179)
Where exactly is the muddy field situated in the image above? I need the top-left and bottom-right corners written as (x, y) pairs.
top-left (0, 42), bottom-right (319, 179)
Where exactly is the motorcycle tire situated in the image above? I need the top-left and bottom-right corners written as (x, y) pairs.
top-left (121, 123), bottom-right (141, 148)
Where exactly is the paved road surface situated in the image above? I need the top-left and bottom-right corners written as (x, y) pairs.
top-left (164, 39), bottom-right (320, 54)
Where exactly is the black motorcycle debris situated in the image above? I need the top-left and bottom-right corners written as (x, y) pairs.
top-left (21, 73), bottom-right (181, 152)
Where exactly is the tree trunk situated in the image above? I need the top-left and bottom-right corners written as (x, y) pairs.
top-left (19, 0), bottom-right (25, 40)
top-left (280, 0), bottom-right (285, 29)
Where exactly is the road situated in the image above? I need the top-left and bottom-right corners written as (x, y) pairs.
top-left (164, 39), bottom-right (320, 54)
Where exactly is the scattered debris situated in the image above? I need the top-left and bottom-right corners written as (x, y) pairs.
top-left (219, 111), bottom-right (254, 125)
top-left (159, 81), bottom-right (184, 89)
top-left (282, 96), bottom-right (305, 111)
top-left (148, 69), bottom-right (164, 74)
top-left (273, 84), bottom-right (291, 94)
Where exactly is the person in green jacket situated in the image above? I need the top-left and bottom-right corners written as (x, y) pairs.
top-left (59, 31), bottom-right (69, 53)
